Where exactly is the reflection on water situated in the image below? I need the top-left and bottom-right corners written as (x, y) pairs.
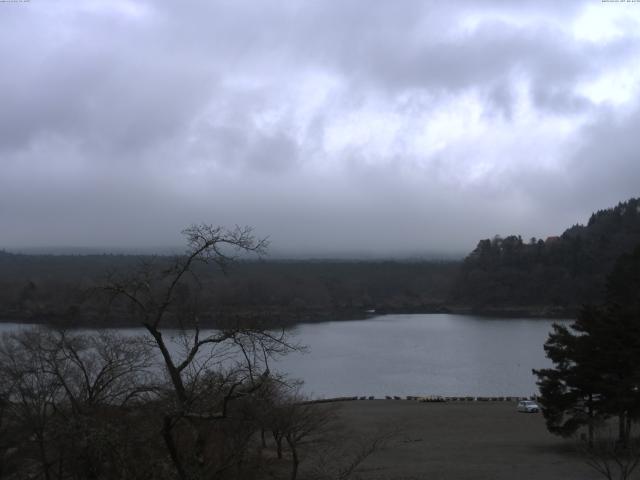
top-left (0, 314), bottom-right (568, 398)
top-left (273, 314), bottom-right (567, 398)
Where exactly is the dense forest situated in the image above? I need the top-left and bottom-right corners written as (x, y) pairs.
top-left (1, 197), bottom-right (639, 325)
top-left (452, 197), bottom-right (640, 316)
top-left (0, 253), bottom-right (457, 326)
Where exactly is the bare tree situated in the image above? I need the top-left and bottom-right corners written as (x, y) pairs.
top-left (282, 397), bottom-right (335, 480)
top-left (254, 383), bottom-right (392, 480)
top-left (0, 365), bottom-right (11, 478)
top-left (104, 224), bottom-right (299, 479)
top-left (0, 328), bottom-right (160, 480)
top-left (0, 225), bottom-right (397, 480)
top-left (309, 428), bottom-right (395, 480)
top-left (581, 431), bottom-right (640, 480)
top-left (0, 329), bottom-right (64, 480)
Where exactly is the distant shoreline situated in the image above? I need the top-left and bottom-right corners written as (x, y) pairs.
top-left (0, 304), bottom-right (575, 329)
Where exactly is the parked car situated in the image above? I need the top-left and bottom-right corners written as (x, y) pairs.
top-left (517, 400), bottom-right (539, 413)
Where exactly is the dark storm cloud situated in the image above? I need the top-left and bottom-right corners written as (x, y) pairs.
top-left (1, 0), bottom-right (640, 254)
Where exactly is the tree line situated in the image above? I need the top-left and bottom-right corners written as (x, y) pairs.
top-left (2, 197), bottom-right (640, 327)
top-left (0, 252), bottom-right (457, 327)
top-left (453, 197), bottom-right (640, 314)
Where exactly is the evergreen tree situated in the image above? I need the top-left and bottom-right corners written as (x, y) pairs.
top-left (534, 306), bottom-right (605, 446)
top-left (600, 246), bottom-right (640, 445)
top-left (534, 246), bottom-right (640, 447)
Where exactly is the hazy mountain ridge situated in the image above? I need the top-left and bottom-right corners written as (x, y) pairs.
top-left (1, 198), bottom-right (639, 325)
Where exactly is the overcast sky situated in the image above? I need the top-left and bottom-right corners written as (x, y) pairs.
top-left (2, 0), bottom-right (640, 257)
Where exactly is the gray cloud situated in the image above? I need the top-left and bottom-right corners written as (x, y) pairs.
top-left (568, 107), bottom-right (640, 210)
top-left (1, 0), bottom-right (640, 255)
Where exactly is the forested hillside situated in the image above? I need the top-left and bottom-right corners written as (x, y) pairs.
top-left (452, 198), bottom-right (640, 314)
top-left (2, 197), bottom-right (639, 325)
top-left (0, 253), bottom-right (457, 326)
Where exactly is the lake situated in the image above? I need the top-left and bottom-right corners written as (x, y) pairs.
top-left (0, 314), bottom-right (568, 399)
top-left (274, 314), bottom-right (567, 398)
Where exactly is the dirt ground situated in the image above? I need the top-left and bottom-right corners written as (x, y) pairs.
top-left (324, 400), bottom-right (602, 480)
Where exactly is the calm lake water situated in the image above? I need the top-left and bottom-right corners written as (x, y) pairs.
top-left (274, 314), bottom-right (567, 398)
top-left (0, 314), bottom-right (567, 398)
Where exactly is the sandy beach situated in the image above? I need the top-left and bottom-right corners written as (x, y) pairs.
top-left (328, 400), bottom-right (601, 480)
